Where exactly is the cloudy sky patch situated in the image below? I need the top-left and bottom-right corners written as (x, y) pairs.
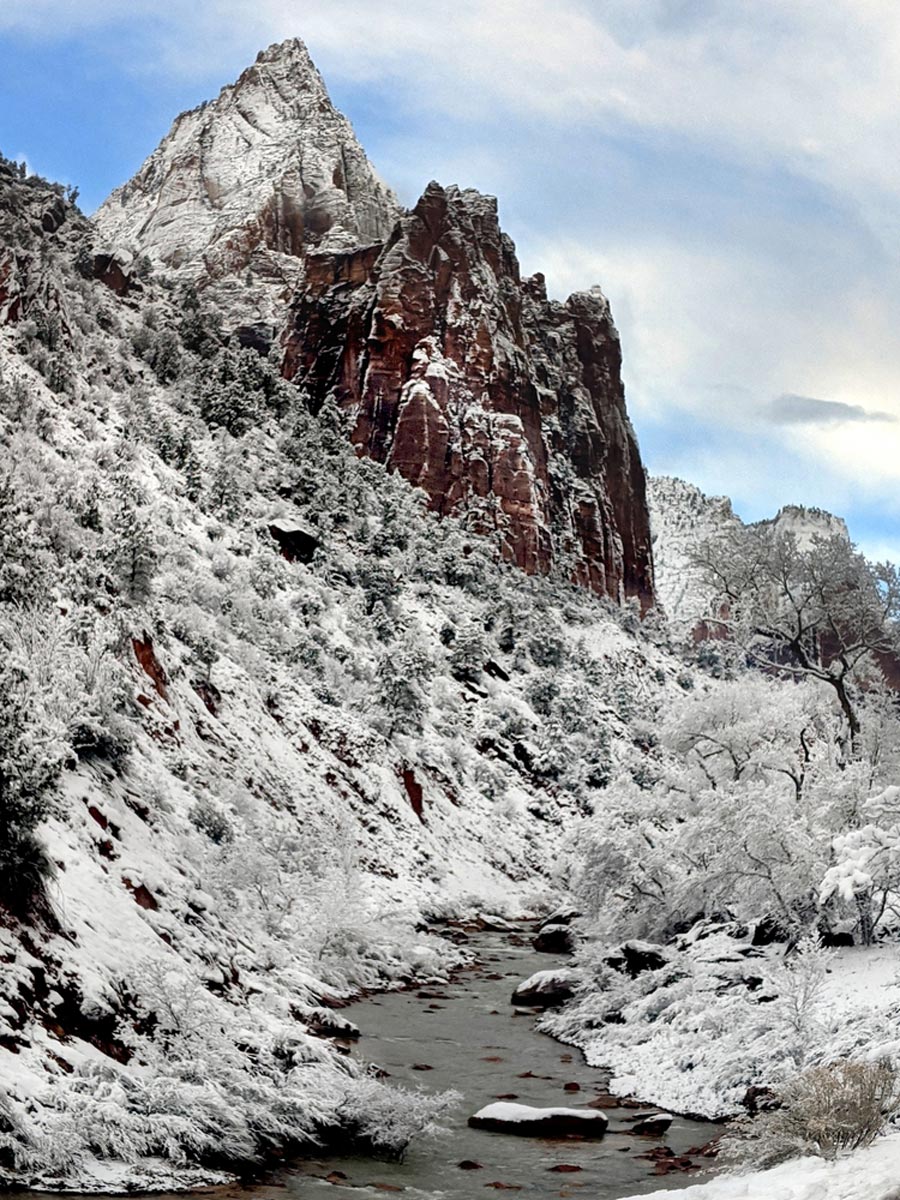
top-left (770, 394), bottom-right (898, 426)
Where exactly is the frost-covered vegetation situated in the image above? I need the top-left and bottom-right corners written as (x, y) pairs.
top-left (3, 142), bottom-right (900, 1196)
top-left (549, 501), bottom-right (900, 1171)
top-left (0, 156), bottom-right (688, 1190)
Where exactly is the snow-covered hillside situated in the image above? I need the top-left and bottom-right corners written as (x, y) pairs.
top-left (4, 37), bottom-right (900, 1200)
top-left (0, 153), bottom-right (683, 1190)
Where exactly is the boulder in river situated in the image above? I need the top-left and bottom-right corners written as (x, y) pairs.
top-left (532, 923), bottom-right (575, 953)
top-left (511, 968), bottom-right (579, 1008)
top-left (469, 1101), bottom-right (609, 1138)
top-left (302, 1008), bottom-right (361, 1040)
top-left (476, 913), bottom-right (518, 932)
top-left (537, 906), bottom-right (581, 930)
top-left (628, 1112), bottom-right (674, 1137)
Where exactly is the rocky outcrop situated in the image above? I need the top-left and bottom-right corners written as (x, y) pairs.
top-left (0, 159), bottom-right (84, 330)
top-left (95, 42), bottom-right (655, 608)
top-left (283, 183), bottom-right (654, 607)
top-left (94, 39), bottom-right (400, 323)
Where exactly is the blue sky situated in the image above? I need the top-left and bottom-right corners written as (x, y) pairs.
top-left (2, 0), bottom-right (900, 559)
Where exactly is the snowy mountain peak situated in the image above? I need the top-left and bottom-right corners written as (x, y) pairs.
top-left (253, 35), bottom-right (319, 69)
top-left (767, 503), bottom-right (850, 548)
top-left (94, 38), bottom-right (400, 313)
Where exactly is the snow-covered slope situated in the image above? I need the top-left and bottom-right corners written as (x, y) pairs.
top-left (626, 1133), bottom-right (900, 1200)
top-left (94, 38), bottom-right (399, 321)
top-left (0, 155), bottom-right (680, 1190)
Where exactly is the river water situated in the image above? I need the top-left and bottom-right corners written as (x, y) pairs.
top-left (284, 929), bottom-right (716, 1198)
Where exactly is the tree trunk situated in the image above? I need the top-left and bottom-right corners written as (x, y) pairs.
top-left (856, 891), bottom-right (875, 947)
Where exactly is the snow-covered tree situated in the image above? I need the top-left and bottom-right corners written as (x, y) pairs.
top-left (693, 525), bottom-right (900, 754)
top-left (0, 658), bottom-right (67, 909)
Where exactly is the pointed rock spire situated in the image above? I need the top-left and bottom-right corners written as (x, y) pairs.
top-left (95, 37), bottom-right (399, 307)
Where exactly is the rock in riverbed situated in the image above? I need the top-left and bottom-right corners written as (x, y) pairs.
top-left (511, 968), bottom-right (580, 1008)
top-left (468, 1102), bottom-right (608, 1137)
top-left (628, 1111), bottom-right (674, 1137)
top-left (532, 923), bottom-right (576, 953)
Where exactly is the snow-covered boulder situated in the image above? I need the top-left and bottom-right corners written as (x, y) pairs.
top-left (532, 923), bottom-right (576, 954)
top-left (628, 1111), bottom-right (674, 1137)
top-left (511, 968), bottom-right (580, 1008)
top-left (538, 906), bottom-right (582, 930)
top-left (604, 940), bottom-right (673, 978)
top-left (468, 1102), bottom-right (608, 1137)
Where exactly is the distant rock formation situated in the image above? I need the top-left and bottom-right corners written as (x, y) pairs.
top-left (649, 474), bottom-right (851, 636)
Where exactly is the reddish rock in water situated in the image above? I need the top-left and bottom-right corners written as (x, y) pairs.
top-left (283, 182), bottom-right (654, 608)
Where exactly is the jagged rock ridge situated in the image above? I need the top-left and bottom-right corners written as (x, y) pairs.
top-left (285, 182), bottom-right (653, 605)
top-left (96, 39), bottom-right (654, 608)
top-left (649, 475), bottom-right (851, 635)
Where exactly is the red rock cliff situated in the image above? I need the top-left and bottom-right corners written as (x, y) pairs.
top-left (283, 182), bottom-right (654, 608)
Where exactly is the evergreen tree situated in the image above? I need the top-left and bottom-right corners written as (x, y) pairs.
top-left (0, 475), bottom-right (53, 605)
top-left (104, 481), bottom-right (158, 606)
top-left (0, 661), bottom-right (66, 910)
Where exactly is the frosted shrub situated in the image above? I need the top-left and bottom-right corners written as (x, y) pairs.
top-left (335, 1075), bottom-right (460, 1161)
top-left (765, 937), bottom-right (834, 1071)
top-left (727, 1060), bottom-right (900, 1167)
top-left (189, 796), bottom-right (233, 844)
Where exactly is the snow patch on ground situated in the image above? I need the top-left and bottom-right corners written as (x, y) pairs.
top-left (624, 1134), bottom-right (900, 1200)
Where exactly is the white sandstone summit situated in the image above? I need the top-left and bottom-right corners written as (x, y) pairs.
top-left (95, 38), bottom-right (399, 315)
top-left (649, 475), bottom-right (852, 637)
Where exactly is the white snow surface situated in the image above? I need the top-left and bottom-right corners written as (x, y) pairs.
top-left (471, 1101), bottom-right (608, 1125)
top-left (622, 1134), bottom-right (900, 1200)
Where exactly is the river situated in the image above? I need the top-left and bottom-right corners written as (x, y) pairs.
top-left (285, 928), bottom-right (716, 1198)
top-left (6, 929), bottom-right (717, 1199)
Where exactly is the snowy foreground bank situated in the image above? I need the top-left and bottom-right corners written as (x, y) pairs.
top-left (626, 1133), bottom-right (900, 1200)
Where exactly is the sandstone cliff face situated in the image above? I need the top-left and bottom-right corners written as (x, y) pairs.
top-left (284, 182), bottom-right (654, 606)
top-left (95, 40), bottom-right (654, 608)
top-left (94, 39), bottom-right (400, 321)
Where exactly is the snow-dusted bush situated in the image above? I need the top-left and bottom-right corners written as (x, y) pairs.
top-left (334, 1075), bottom-right (460, 1160)
top-left (726, 1060), bottom-right (900, 1167)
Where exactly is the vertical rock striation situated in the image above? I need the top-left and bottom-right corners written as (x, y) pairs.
top-left (284, 182), bottom-right (653, 606)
